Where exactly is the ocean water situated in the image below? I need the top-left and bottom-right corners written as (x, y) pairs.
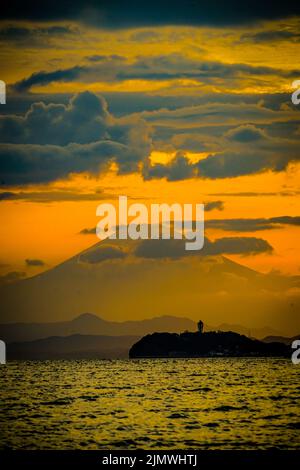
top-left (0, 358), bottom-right (299, 450)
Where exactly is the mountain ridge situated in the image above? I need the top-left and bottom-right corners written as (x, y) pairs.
top-left (8, 333), bottom-right (140, 360)
top-left (0, 312), bottom-right (283, 343)
top-left (0, 313), bottom-right (197, 343)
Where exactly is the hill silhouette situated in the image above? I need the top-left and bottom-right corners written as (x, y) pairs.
top-left (262, 333), bottom-right (300, 345)
top-left (8, 334), bottom-right (139, 360)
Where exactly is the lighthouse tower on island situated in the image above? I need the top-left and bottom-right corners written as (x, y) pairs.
top-left (197, 320), bottom-right (204, 334)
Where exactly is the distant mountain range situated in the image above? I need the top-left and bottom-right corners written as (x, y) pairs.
top-left (0, 313), bottom-right (196, 343)
top-left (8, 334), bottom-right (139, 360)
top-left (2, 312), bottom-right (297, 360)
top-left (6, 328), bottom-right (297, 361)
top-left (0, 313), bottom-right (283, 344)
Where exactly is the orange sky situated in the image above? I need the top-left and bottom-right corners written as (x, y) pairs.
top-left (0, 18), bottom-right (299, 279)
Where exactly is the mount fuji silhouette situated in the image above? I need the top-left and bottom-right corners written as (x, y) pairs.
top-left (0, 238), bottom-right (299, 336)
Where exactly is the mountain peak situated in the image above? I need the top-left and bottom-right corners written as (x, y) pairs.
top-left (72, 313), bottom-right (103, 323)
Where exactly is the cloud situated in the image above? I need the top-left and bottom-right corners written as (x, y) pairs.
top-left (80, 227), bottom-right (96, 235)
top-left (25, 258), bottom-right (45, 267)
top-left (130, 30), bottom-right (161, 42)
top-left (206, 217), bottom-right (300, 231)
top-left (140, 103), bottom-right (300, 180)
top-left (79, 206), bottom-right (224, 237)
top-left (205, 201), bottom-right (224, 211)
top-left (225, 125), bottom-right (266, 142)
top-left (143, 153), bottom-right (196, 181)
top-left (98, 91), bottom-right (293, 117)
top-left (86, 54), bottom-right (126, 62)
top-left (79, 245), bottom-right (126, 264)
top-left (0, 192), bottom-right (15, 201)
top-left (7, 90), bottom-right (287, 121)
top-left (0, 271), bottom-right (26, 284)
top-left (134, 239), bottom-right (188, 259)
top-left (134, 236), bottom-right (273, 259)
top-left (0, 91), bottom-right (151, 185)
top-left (241, 30), bottom-right (300, 43)
top-left (0, 141), bottom-right (115, 185)
top-left (81, 216), bottom-right (300, 239)
top-left (144, 147), bottom-right (295, 181)
top-left (196, 151), bottom-right (291, 179)
top-left (1, 90), bottom-right (111, 145)
top-left (208, 191), bottom-right (300, 197)
top-left (0, 25), bottom-right (78, 46)
top-left (269, 216), bottom-right (300, 225)
top-left (0, 190), bottom-right (114, 203)
top-left (1, 1), bottom-right (299, 27)
top-left (140, 101), bottom-right (298, 129)
top-left (1, 90), bottom-right (299, 184)
top-left (12, 53), bottom-right (299, 92)
top-left (204, 237), bottom-right (273, 255)
top-left (13, 66), bottom-right (87, 93)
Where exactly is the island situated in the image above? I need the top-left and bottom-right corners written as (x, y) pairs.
top-left (129, 321), bottom-right (290, 358)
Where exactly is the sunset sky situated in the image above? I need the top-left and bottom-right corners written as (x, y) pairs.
top-left (0, 0), bottom-right (299, 283)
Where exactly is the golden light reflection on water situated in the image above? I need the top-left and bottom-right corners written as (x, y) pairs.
top-left (0, 358), bottom-right (299, 449)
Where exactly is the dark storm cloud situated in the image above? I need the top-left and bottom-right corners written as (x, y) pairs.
top-left (79, 245), bottom-right (126, 264)
top-left (25, 258), bottom-right (45, 267)
top-left (206, 217), bottom-right (300, 232)
top-left (1, 1), bottom-right (299, 27)
top-left (134, 236), bottom-right (273, 259)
